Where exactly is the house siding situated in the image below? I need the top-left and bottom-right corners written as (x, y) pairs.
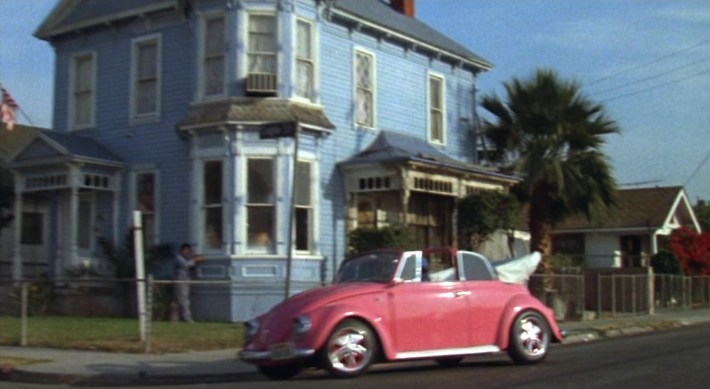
top-left (23, 0), bottom-right (487, 321)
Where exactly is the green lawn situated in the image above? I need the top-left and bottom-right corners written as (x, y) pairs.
top-left (0, 316), bottom-right (244, 353)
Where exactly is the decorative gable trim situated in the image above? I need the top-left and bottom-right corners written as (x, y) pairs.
top-left (35, 0), bottom-right (177, 40)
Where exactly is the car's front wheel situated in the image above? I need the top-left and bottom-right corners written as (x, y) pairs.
top-left (320, 318), bottom-right (378, 378)
top-left (508, 310), bottom-right (550, 364)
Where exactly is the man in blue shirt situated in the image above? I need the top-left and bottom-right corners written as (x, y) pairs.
top-left (171, 243), bottom-right (202, 322)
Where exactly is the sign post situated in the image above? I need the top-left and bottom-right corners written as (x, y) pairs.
top-left (260, 122), bottom-right (299, 300)
top-left (133, 211), bottom-right (147, 343)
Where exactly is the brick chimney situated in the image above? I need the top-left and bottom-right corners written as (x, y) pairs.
top-left (391, 0), bottom-right (415, 18)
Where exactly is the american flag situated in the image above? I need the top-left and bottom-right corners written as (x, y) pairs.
top-left (1, 85), bottom-right (19, 131)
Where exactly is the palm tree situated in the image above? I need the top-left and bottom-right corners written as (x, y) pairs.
top-left (481, 68), bottom-right (619, 284)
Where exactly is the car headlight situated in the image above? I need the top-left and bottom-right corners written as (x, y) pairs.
top-left (244, 319), bottom-right (259, 343)
top-left (292, 315), bottom-right (312, 340)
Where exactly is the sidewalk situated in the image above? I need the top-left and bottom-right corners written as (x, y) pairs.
top-left (1, 308), bottom-right (709, 386)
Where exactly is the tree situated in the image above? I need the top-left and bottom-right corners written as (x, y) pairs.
top-left (0, 168), bottom-right (15, 232)
top-left (348, 225), bottom-right (416, 254)
top-left (481, 68), bottom-right (619, 284)
top-left (669, 227), bottom-right (710, 276)
top-left (457, 190), bottom-right (519, 252)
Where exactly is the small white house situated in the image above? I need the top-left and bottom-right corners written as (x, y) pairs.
top-left (551, 186), bottom-right (701, 268)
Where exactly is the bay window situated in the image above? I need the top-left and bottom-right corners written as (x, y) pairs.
top-left (248, 14), bottom-right (277, 74)
top-left (246, 158), bottom-right (275, 253)
top-left (203, 160), bottom-right (223, 250)
top-left (294, 161), bottom-right (313, 252)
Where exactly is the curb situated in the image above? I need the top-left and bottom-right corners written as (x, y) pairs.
top-left (2, 367), bottom-right (253, 387)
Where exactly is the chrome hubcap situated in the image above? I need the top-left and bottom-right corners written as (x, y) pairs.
top-left (519, 317), bottom-right (547, 356)
top-left (328, 328), bottom-right (371, 372)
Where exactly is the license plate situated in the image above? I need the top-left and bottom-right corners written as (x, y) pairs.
top-left (270, 342), bottom-right (296, 360)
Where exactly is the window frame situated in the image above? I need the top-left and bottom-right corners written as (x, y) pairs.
top-left (427, 72), bottom-right (446, 145)
top-left (198, 13), bottom-right (227, 100)
top-left (68, 51), bottom-right (97, 130)
top-left (353, 48), bottom-right (377, 129)
top-left (130, 34), bottom-right (162, 122)
top-left (294, 18), bottom-right (316, 102)
top-left (201, 159), bottom-right (225, 253)
top-left (246, 12), bottom-right (279, 76)
top-left (131, 170), bottom-right (160, 246)
top-left (293, 159), bottom-right (316, 254)
top-left (244, 157), bottom-right (277, 255)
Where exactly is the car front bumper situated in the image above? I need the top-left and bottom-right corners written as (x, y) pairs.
top-left (239, 347), bottom-right (316, 363)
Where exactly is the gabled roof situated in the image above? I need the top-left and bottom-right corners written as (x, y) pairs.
top-left (0, 124), bottom-right (44, 164)
top-left (35, 0), bottom-right (492, 71)
top-left (35, 0), bottom-right (177, 40)
top-left (339, 130), bottom-right (517, 182)
top-left (332, 0), bottom-right (492, 71)
top-left (9, 130), bottom-right (123, 168)
top-left (554, 186), bottom-right (700, 233)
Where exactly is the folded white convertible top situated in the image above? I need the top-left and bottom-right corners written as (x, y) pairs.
top-left (493, 252), bottom-right (541, 284)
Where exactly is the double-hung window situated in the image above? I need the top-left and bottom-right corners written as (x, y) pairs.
top-left (247, 14), bottom-right (277, 74)
top-left (202, 161), bottom-right (224, 251)
top-left (354, 50), bottom-right (375, 128)
top-left (201, 15), bottom-right (226, 98)
top-left (135, 172), bottom-right (158, 246)
top-left (428, 74), bottom-right (445, 144)
top-left (70, 52), bottom-right (96, 129)
top-left (246, 158), bottom-right (275, 253)
top-left (131, 35), bottom-right (161, 120)
top-left (294, 161), bottom-right (313, 252)
top-left (295, 19), bottom-right (314, 101)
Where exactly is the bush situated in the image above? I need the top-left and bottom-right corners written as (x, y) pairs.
top-left (650, 250), bottom-right (682, 275)
top-left (348, 225), bottom-right (416, 254)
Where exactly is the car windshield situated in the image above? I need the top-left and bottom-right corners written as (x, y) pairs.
top-left (335, 252), bottom-right (400, 283)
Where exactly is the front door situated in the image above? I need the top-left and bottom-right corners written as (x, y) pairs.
top-left (620, 236), bottom-right (642, 267)
top-left (58, 191), bottom-right (95, 268)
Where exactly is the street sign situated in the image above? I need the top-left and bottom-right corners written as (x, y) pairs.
top-left (259, 122), bottom-right (297, 139)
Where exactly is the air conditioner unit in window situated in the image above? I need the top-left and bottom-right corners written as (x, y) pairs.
top-left (246, 73), bottom-right (278, 95)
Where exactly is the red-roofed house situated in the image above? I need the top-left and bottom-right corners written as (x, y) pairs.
top-left (552, 186), bottom-right (701, 268)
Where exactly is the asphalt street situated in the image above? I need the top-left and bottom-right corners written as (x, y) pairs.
top-left (1, 323), bottom-right (708, 389)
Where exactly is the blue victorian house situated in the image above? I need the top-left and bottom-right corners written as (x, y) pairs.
top-left (6, 0), bottom-right (516, 321)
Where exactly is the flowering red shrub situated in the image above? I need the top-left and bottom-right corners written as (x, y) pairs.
top-left (669, 227), bottom-right (710, 276)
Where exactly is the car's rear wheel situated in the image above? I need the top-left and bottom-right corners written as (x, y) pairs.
top-left (508, 310), bottom-right (550, 364)
top-left (257, 363), bottom-right (302, 380)
top-left (320, 318), bottom-right (378, 378)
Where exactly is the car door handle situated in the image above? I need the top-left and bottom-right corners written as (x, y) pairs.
top-left (455, 291), bottom-right (471, 297)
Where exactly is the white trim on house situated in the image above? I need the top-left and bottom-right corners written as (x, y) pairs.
top-left (663, 190), bottom-right (701, 233)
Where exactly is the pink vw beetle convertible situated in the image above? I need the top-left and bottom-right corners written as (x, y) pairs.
top-left (239, 248), bottom-right (564, 379)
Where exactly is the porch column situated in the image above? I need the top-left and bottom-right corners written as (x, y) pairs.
top-left (12, 174), bottom-right (24, 281)
top-left (112, 172), bottom-right (121, 245)
top-left (400, 168), bottom-right (410, 224)
top-left (68, 184), bottom-right (80, 267)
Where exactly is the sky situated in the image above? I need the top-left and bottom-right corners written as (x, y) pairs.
top-left (1, 0), bottom-right (710, 202)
